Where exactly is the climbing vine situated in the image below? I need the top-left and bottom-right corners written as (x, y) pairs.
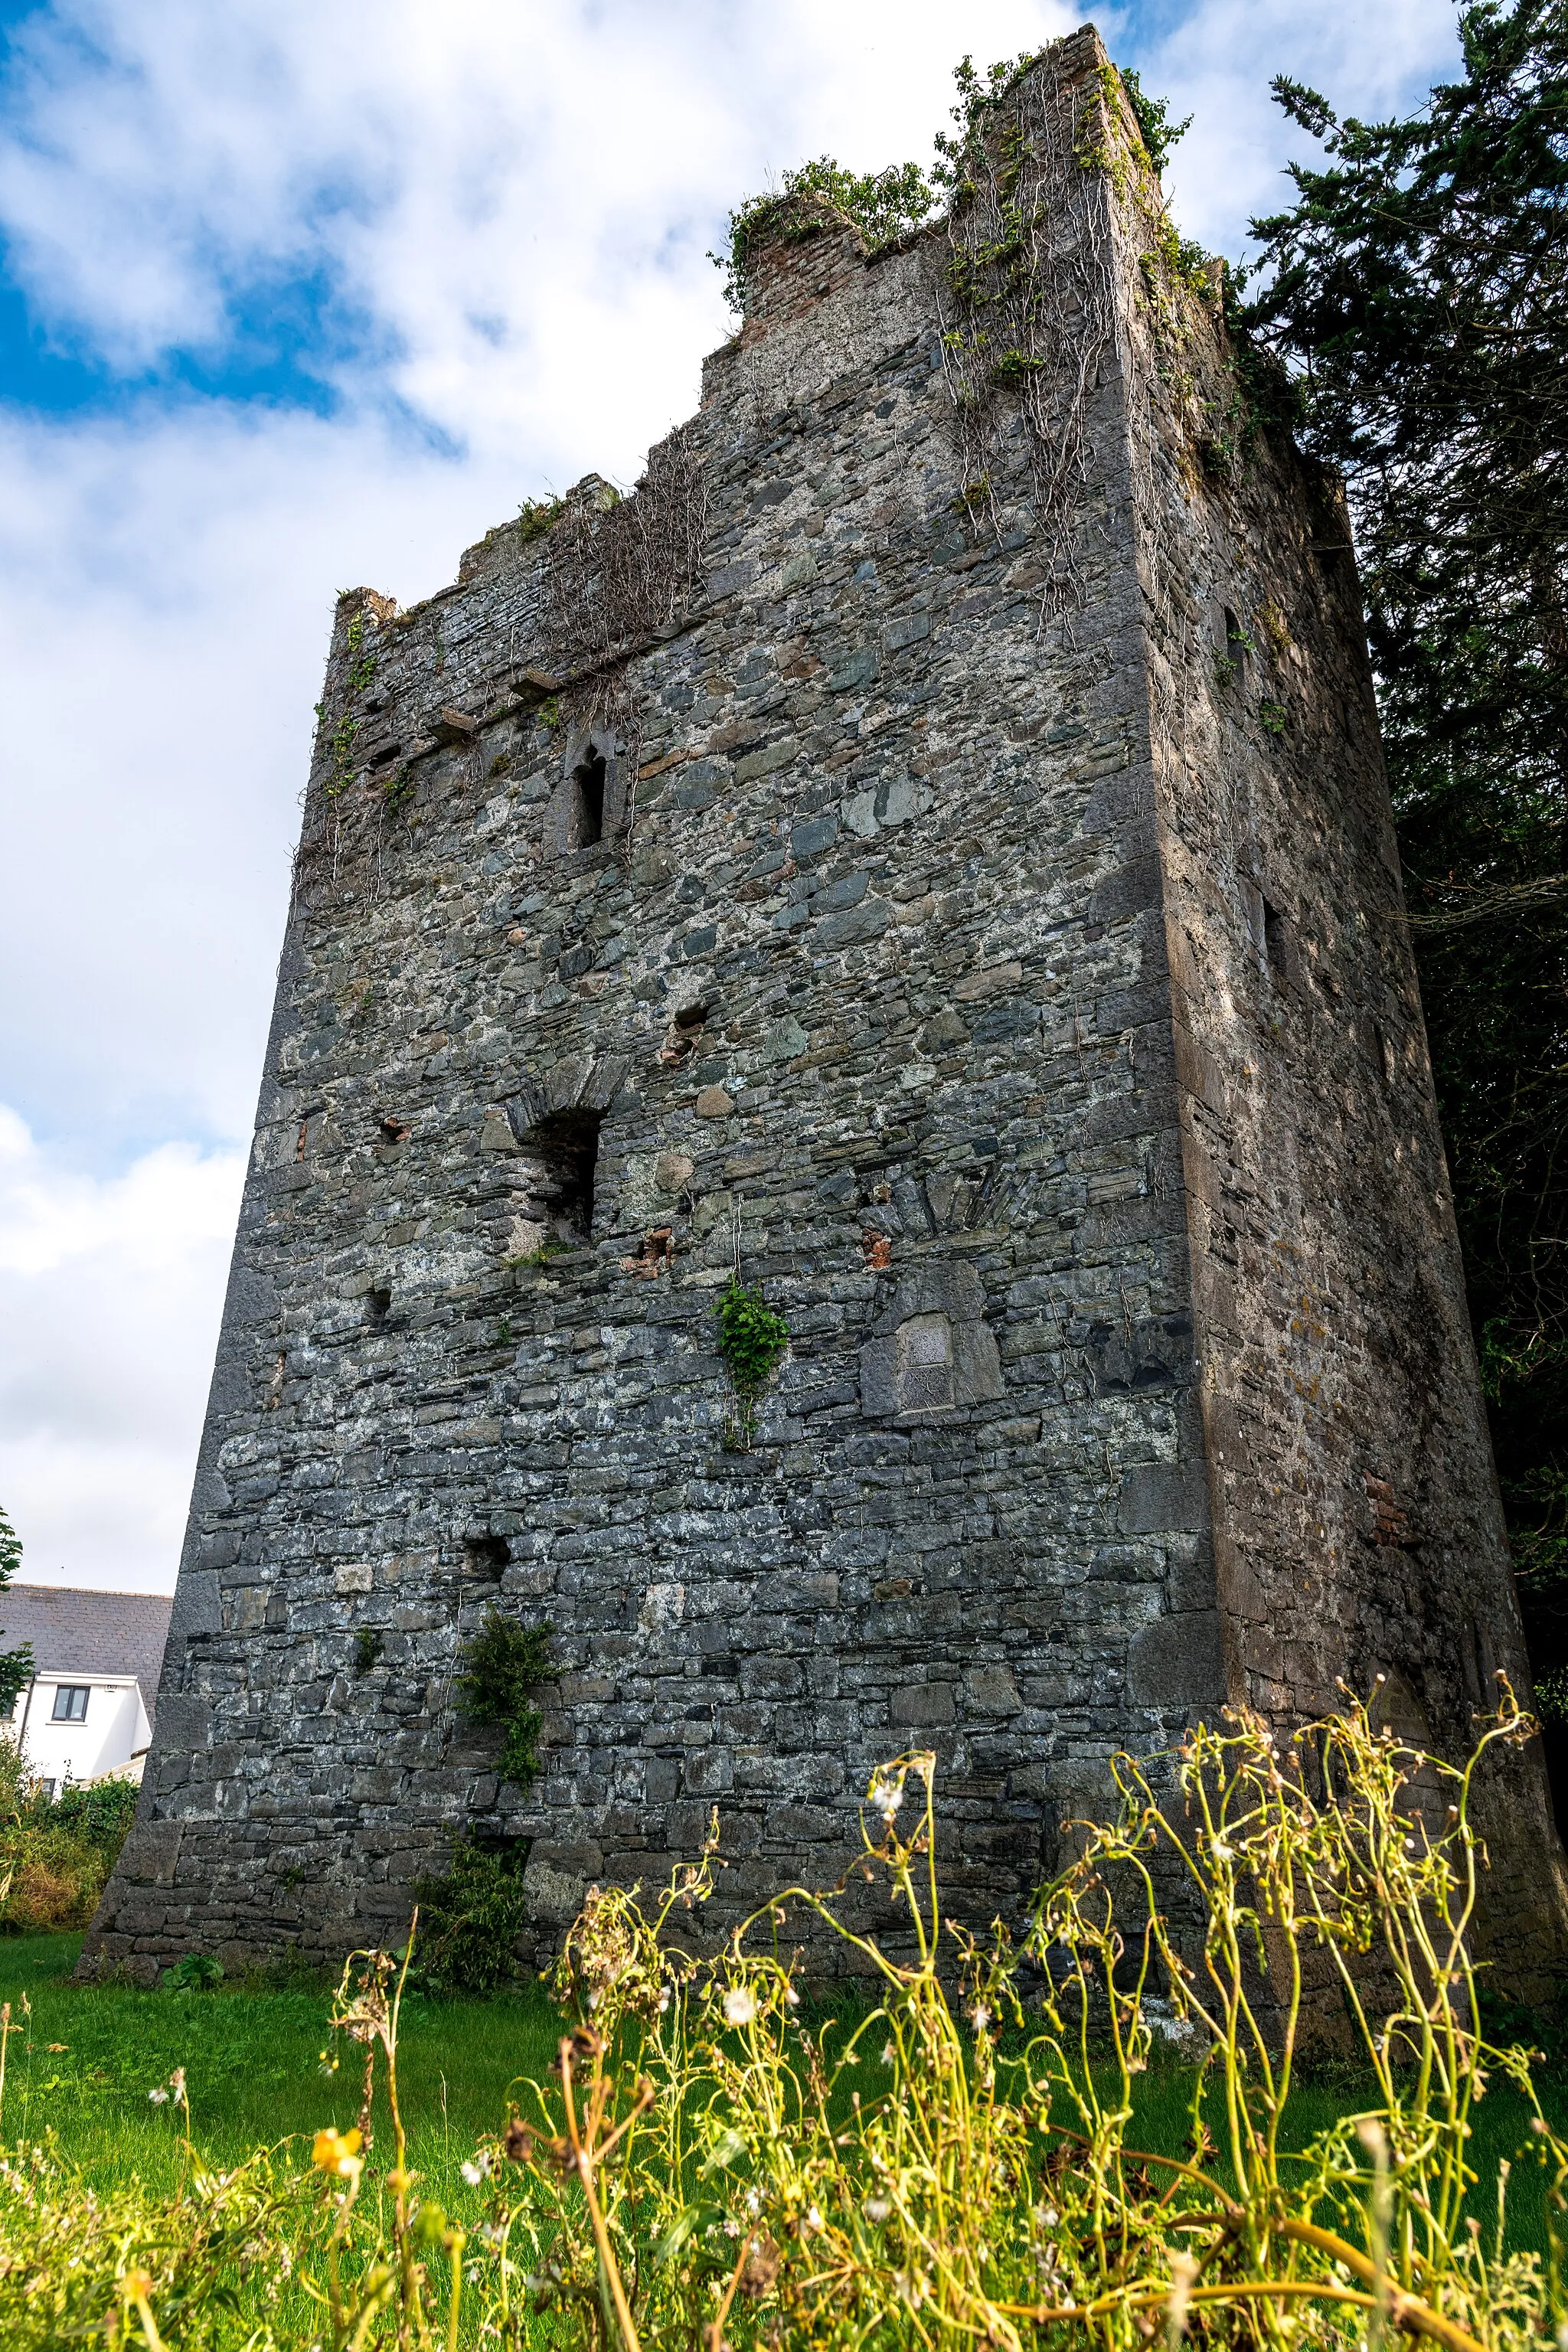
top-left (539, 425), bottom-right (710, 828)
top-left (292, 593), bottom-right (405, 906)
top-left (934, 50), bottom-right (1130, 603)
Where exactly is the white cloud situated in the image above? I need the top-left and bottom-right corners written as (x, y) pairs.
top-left (0, 1106), bottom-right (245, 1589)
top-left (0, 0), bottom-right (1465, 1589)
top-left (1128, 0), bottom-right (1460, 256)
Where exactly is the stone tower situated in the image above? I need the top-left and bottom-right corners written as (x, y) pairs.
top-left (83, 24), bottom-right (1567, 1984)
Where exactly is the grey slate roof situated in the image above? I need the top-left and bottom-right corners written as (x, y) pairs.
top-left (2, 1586), bottom-right (173, 1723)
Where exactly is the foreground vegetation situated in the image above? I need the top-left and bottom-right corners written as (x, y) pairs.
top-left (2, 1694), bottom-right (1566, 2349)
top-left (0, 1753), bottom-right (138, 1932)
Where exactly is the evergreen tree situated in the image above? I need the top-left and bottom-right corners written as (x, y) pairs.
top-left (0, 1505), bottom-right (35, 1718)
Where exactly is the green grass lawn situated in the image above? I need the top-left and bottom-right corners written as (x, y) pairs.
top-left (2, 1930), bottom-right (1565, 2268)
top-left (0, 1931), bottom-right (564, 2224)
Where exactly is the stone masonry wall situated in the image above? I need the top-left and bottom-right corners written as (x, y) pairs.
top-left (83, 25), bottom-right (1566, 1985)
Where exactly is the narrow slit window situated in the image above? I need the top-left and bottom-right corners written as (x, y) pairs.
top-left (572, 750), bottom-right (606, 848)
top-left (1263, 898), bottom-right (1292, 982)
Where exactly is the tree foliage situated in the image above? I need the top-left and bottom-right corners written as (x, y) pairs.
top-left (1242, 0), bottom-right (1568, 1692)
top-left (411, 1838), bottom-right (529, 1993)
top-left (0, 1503), bottom-right (34, 1718)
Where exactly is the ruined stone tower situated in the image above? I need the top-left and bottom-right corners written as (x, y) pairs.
top-left (84, 26), bottom-right (1568, 1983)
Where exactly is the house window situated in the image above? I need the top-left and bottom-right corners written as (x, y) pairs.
top-left (51, 1685), bottom-right (90, 1723)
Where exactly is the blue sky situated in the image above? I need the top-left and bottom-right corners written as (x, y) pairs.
top-left (0, 0), bottom-right (1462, 1589)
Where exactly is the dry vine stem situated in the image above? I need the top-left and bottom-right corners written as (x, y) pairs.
top-left (541, 423), bottom-right (710, 813)
top-left (936, 47), bottom-right (1116, 612)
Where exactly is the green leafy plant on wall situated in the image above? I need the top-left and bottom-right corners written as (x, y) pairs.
top-left (455, 1608), bottom-right (552, 1788)
top-left (713, 156), bottom-right (934, 313)
top-left (344, 610), bottom-right (378, 695)
top-left (410, 1839), bottom-right (530, 1992)
top-left (715, 1276), bottom-right (790, 1451)
top-left (517, 495), bottom-right (565, 545)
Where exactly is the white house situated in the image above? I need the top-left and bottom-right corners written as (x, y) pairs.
top-left (2, 1586), bottom-right (173, 1795)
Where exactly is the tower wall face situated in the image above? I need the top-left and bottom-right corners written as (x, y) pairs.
top-left (86, 27), bottom-right (1565, 1982)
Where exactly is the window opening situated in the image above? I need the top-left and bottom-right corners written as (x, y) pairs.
top-left (1263, 898), bottom-right (1289, 980)
top-left (660, 1002), bottom-right (709, 1066)
top-left (515, 1108), bottom-right (603, 1240)
top-left (1221, 607), bottom-right (1248, 679)
top-left (571, 748), bottom-right (606, 848)
top-left (368, 1285), bottom-right (392, 1322)
top-left (464, 1534), bottom-right (510, 1579)
top-left (1240, 877), bottom-right (1266, 965)
top-left (52, 1685), bottom-right (90, 1723)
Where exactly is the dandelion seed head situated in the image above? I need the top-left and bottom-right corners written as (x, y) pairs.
top-left (722, 1987), bottom-right (756, 2027)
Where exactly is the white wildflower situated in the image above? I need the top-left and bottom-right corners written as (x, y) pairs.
top-left (148, 2088), bottom-right (169, 2105)
top-left (461, 2157), bottom-right (491, 2187)
top-left (806, 2206), bottom-right (823, 2231)
top-left (882, 2042), bottom-right (895, 2066)
top-left (864, 2197), bottom-right (890, 2224)
top-left (722, 1987), bottom-right (756, 2028)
